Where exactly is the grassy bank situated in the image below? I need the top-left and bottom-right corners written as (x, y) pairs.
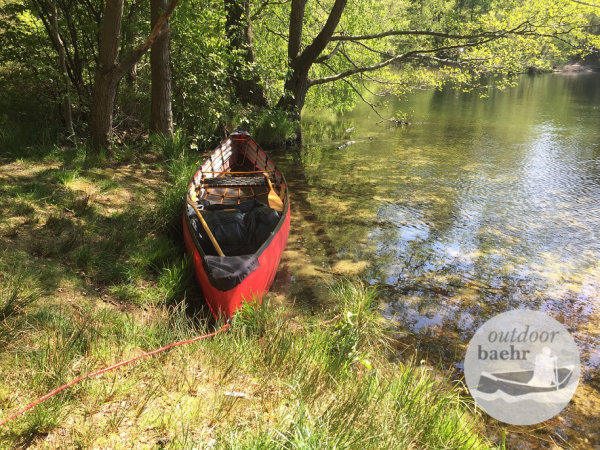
top-left (0, 138), bottom-right (489, 448)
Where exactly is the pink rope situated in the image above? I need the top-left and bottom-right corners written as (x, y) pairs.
top-left (0, 323), bottom-right (230, 428)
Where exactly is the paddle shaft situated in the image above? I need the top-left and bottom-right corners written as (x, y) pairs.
top-left (187, 199), bottom-right (225, 257)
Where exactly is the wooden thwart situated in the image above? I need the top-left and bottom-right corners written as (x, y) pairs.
top-left (201, 170), bottom-right (275, 174)
top-left (202, 175), bottom-right (267, 188)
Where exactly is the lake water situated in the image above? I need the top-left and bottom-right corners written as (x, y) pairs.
top-left (274, 73), bottom-right (600, 445)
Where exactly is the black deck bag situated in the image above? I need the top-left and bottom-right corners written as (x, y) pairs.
top-left (244, 207), bottom-right (281, 250)
top-left (195, 200), bottom-right (280, 256)
top-left (201, 210), bottom-right (247, 255)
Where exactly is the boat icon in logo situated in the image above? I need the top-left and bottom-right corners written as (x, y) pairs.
top-left (464, 310), bottom-right (580, 425)
top-left (474, 347), bottom-right (574, 402)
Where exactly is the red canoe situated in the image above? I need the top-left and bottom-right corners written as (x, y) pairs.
top-left (182, 130), bottom-right (290, 319)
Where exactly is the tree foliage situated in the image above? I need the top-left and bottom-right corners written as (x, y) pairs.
top-left (253, 0), bottom-right (600, 115)
top-left (0, 0), bottom-right (598, 149)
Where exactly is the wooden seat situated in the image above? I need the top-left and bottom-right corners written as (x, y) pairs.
top-left (202, 175), bottom-right (267, 188)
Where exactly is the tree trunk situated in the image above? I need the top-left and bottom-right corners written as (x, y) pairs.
top-left (278, 64), bottom-right (309, 112)
top-left (224, 0), bottom-right (267, 106)
top-left (277, 63), bottom-right (309, 143)
top-left (277, 0), bottom-right (347, 143)
top-left (49, 0), bottom-right (75, 142)
top-left (90, 0), bottom-right (124, 151)
top-left (89, 0), bottom-right (180, 152)
top-left (90, 73), bottom-right (120, 151)
top-left (150, 0), bottom-right (173, 135)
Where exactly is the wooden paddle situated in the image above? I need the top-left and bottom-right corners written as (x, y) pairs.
top-left (187, 199), bottom-right (225, 257)
top-left (263, 172), bottom-right (284, 212)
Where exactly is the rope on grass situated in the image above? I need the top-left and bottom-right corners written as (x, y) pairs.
top-left (0, 323), bottom-right (230, 428)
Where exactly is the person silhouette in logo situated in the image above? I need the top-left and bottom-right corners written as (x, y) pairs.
top-left (529, 347), bottom-right (558, 387)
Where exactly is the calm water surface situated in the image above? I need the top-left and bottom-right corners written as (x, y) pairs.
top-left (277, 74), bottom-right (600, 374)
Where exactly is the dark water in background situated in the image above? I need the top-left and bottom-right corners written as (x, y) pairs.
top-left (275, 73), bottom-right (600, 375)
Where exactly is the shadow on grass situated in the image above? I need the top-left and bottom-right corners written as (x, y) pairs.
top-left (0, 147), bottom-right (206, 312)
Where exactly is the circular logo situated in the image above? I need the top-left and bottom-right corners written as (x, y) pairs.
top-left (464, 309), bottom-right (580, 425)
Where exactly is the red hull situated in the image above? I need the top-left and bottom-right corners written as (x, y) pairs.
top-left (182, 131), bottom-right (290, 320)
top-left (183, 204), bottom-right (290, 319)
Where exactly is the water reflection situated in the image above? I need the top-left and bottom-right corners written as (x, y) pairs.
top-left (276, 74), bottom-right (600, 377)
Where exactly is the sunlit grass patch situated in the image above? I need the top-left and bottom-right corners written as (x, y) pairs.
top-left (0, 135), bottom-right (489, 447)
top-left (54, 168), bottom-right (79, 186)
top-left (0, 270), bottom-right (489, 448)
top-left (206, 294), bottom-right (486, 449)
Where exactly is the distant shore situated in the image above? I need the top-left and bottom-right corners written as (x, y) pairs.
top-left (554, 63), bottom-right (600, 73)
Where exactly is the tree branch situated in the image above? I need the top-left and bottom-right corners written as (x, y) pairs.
top-left (348, 39), bottom-right (393, 57)
top-left (308, 21), bottom-right (567, 87)
top-left (569, 0), bottom-right (600, 7)
top-left (329, 27), bottom-right (526, 42)
top-left (298, 0), bottom-right (347, 65)
top-left (115, 0), bottom-right (179, 76)
top-left (264, 24), bottom-right (288, 41)
top-left (407, 54), bottom-right (493, 67)
top-left (315, 40), bottom-right (342, 63)
top-left (308, 33), bottom-right (512, 87)
top-left (322, 63), bottom-right (400, 123)
top-left (251, 0), bottom-right (291, 20)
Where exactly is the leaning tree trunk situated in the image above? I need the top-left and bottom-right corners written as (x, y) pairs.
top-left (277, 0), bottom-right (348, 144)
top-left (278, 63), bottom-right (310, 114)
top-left (150, 0), bottom-right (173, 135)
top-left (277, 63), bottom-right (310, 143)
top-left (275, 0), bottom-right (309, 142)
top-left (224, 0), bottom-right (267, 106)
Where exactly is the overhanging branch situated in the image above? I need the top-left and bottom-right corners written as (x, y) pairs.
top-left (329, 28), bottom-right (524, 42)
top-left (115, 0), bottom-right (180, 76)
top-left (321, 62), bottom-right (390, 121)
top-left (308, 21), bottom-right (576, 87)
top-left (345, 39), bottom-right (393, 57)
top-left (315, 40), bottom-right (343, 63)
top-left (309, 40), bottom-right (482, 87)
top-left (569, 0), bottom-right (600, 7)
top-left (330, 21), bottom-right (587, 43)
top-left (264, 24), bottom-right (288, 41)
top-left (407, 54), bottom-right (493, 67)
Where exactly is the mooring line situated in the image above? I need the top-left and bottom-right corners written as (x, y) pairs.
top-left (0, 323), bottom-right (230, 428)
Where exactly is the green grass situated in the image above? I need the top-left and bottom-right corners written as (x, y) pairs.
top-left (0, 265), bottom-right (41, 351)
top-left (54, 168), bottom-right (80, 186)
top-left (0, 267), bottom-right (39, 322)
top-left (0, 134), bottom-right (490, 448)
top-left (222, 285), bottom-right (481, 448)
top-left (0, 281), bottom-right (488, 447)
